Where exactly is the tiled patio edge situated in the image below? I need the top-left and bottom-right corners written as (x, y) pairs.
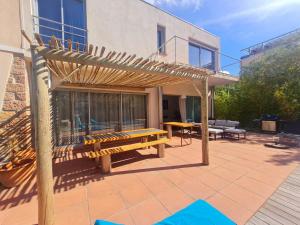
top-left (245, 165), bottom-right (300, 225)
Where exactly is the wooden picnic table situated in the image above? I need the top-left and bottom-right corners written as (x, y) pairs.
top-left (83, 128), bottom-right (168, 173)
top-left (163, 122), bottom-right (193, 146)
top-left (83, 128), bottom-right (167, 145)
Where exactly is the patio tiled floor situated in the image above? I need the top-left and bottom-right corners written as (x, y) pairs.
top-left (0, 132), bottom-right (299, 225)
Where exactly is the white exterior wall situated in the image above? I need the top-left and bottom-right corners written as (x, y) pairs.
top-left (15, 0), bottom-right (221, 127)
top-left (86, 0), bottom-right (220, 65)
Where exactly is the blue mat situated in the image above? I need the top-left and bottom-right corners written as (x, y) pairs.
top-left (154, 200), bottom-right (236, 225)
top-left (94, 220), bottom-right (123, 225)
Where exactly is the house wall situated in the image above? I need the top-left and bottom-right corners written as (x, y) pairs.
top-left (87, 0), bottom-right (220, 66)
top-left (0, 0), bottom-right (30, 122)
top-left (0, 0), bottom-right (219, 138)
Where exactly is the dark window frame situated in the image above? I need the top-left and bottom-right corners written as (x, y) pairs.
top-left (157, 25), bottom-right (166, 54)
top-left (188, 42), bottom-right (216, 71)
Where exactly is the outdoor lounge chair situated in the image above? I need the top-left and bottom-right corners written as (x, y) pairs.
top-left (156, 199), bottom-right (236, 225)
top-left (94, 200), bottom-right (236, 225)
top-left (94, 220), bottom-right (122, 225)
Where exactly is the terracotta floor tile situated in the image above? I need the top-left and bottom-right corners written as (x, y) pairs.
top-left (177, 179), bottom-right (216, 200)
top-left (138, 173), bottom-right (175, 195)
top-left (207, 193), bottom-right (253, 225)
top-left (88, 193), bottom-right (125, 219)
top-left (197, 172), bottom-right (230, 191)
top-left (160, 168), bottom-right (190, 185)
top-left (0, 201), bottom-right (38, 225)
top-left (220, 183), bottom-right (265, 211)
top-left (119, 180), bottom-right (153, 207)
top-left (156, 186), bottom-right (193, 213)
top-left (55, 203), bottom-right (90, 225)
top-left (234, 176), bottom-right (276, 198)
top-left (128, 198), bottom-right (170, 225)
top-left (246, 170), bottom-right (284, 186)
top-left (87, 180), bottom-right (118, 199)
top-left (106, 209), bottom-right (134, 225)
top-left (211, 166), bottom-right (245, 182)
top-left (54, 187), bottom-right (87, 212)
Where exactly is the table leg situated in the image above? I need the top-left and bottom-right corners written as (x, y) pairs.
top-left (166, 125), bottom-right (172, 139)
top-left (157, 134), bottom-right (165, 158)
top-left (181, 127), bottom-right (183, 147)
top-left (190, 127), bottom-right (192, 144)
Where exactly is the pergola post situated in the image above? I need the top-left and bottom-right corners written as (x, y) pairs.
top-left (158, 86), bottom-right (163, 129)
top-left (200, 78), bottom-right (209, 165)
top-left (31, 45), bottom-right (54, 225)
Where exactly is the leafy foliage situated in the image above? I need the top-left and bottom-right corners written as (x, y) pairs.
top-left (215, 45), bottom-right (300, 127)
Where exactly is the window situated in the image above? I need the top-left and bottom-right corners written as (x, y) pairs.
top-left (186, 96), bottom-right (201, 123)
top-left (37, 0), bottom-right (87, 49)
top-left (157, 25), bottom-right (166, 54)
top-left (53, 91), bottom-right (147, 146)
top-left (189, 43), bottom-right (215, 70)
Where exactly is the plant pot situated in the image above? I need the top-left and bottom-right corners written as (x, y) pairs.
top-left (0, 158), bottom-right (36, 188)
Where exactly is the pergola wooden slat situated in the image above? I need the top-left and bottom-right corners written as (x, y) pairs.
top-left (35, 35), bottom-right (212, 89)
top-left (30, 34), bottom-right (212, 225)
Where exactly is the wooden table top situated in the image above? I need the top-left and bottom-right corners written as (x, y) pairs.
top-left (83, 128), bottom-right (167, 145)
top-left (163, 122), bottom-right (194, 128)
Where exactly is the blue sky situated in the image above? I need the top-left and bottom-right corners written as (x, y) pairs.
top-left (145, 0), bottom-right (300, 75)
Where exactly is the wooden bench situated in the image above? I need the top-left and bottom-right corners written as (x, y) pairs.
top-left (88, 138), bottom-right (169, 173)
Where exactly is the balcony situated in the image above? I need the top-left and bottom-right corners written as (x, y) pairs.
top-left (33, 15), bottom-right (88, 50)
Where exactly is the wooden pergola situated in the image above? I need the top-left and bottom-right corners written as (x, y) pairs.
top-left (30, 34), bottom-right (213, 225)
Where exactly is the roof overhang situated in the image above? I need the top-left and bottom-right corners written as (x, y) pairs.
top-left (34, 35), bottom-right (214, 89)
top-left (208, 72), bottom-right (239, 87)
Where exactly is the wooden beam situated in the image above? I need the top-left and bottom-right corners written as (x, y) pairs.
top-left (200, 78), bottom-right (209, 165)
top-left (31, 46), bottom-right (54, 225)
top-left (60, 82), bottom-right (146, 92)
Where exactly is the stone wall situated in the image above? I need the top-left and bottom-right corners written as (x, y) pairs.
top-left (0, 56), bottom-right (27, 122)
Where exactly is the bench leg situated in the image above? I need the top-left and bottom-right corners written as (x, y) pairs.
top-left (166, 125), bottom-right (172, 139)
top-left (94, 142), bottom-right (101, 167)
top-left (157, 143), bottom-right (165, 158)
top-left (101, 155), bottom-right (112, 174)
top-left (141, 136), bottom-right (148, 149)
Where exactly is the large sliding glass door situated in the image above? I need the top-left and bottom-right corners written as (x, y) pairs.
top-left (90, 93), bottom-right (120, 134)
top-left (186, 96), bottom-right (201, 123)
top-left (122, 94), bottom-right (147, 130)
top-left (53, 91), bottom-right (147, 146)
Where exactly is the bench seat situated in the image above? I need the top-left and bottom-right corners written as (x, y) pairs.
top-left (88, 138), bottom-right (169, 173)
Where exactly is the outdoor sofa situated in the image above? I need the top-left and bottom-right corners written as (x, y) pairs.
top-left (208, 119), bottom-right (246, 140)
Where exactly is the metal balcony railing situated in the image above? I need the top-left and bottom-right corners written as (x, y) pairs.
top-left (241, 28), bottom-right (300, 59)
top-left (33, 15), bottom-right (87, 50)
top-left (148, 35), bottom-right (240, 76)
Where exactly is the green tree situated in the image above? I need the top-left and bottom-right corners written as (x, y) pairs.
top-left (215, 45), bottom-right (300, 127)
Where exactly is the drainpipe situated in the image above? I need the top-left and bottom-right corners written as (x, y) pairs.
top-left (19, 0), bottom-right (25, 49)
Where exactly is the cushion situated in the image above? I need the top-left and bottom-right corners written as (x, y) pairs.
top-left (154, 200), bottom-right (236, 225)
top-left (215, 120), bottom-right (227, 126)
top-left (226, 120), bottom-right (240, 128)
top-left (208, 120), bottom-right (215, 125)
top-left (225, 128), bottom-right (246, 134)
top-left (208, 128), bottom-right (224, 134)
top-left (94, 220), bottom-right (123, 225)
